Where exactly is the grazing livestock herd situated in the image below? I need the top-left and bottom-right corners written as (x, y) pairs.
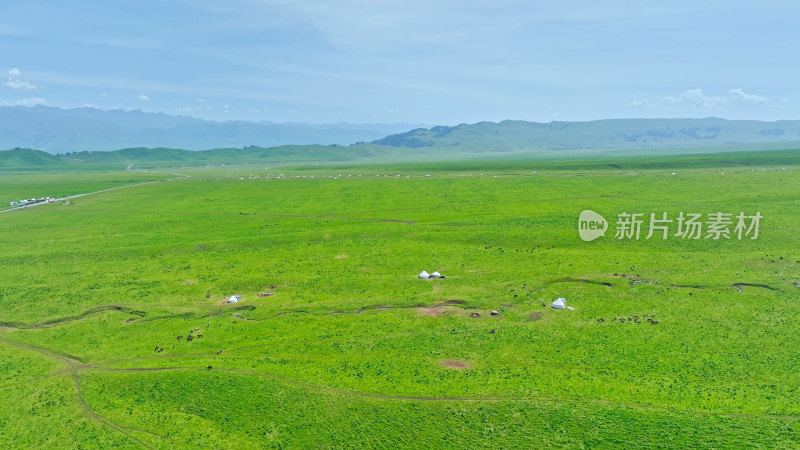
top-left (158, 327), bottom-right (206, 352)
top-left (596, 313), bottom-right (659, 325)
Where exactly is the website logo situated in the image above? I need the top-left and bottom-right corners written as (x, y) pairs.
top-left (578, 210), bottom-right (608, 241)
top-left (578, 210), bottom-right (762, 241)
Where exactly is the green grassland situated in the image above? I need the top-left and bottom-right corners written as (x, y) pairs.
top-left (1, 150), bottom-right (800, 448)
top-left (5, 138), bottom-right (800, 173)
top-left (0, 171), bottom-right (176, 210)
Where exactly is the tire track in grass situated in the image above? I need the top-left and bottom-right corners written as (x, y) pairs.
top-left (0, 336), bottom-right (158, 448)
top-left (77, 364), bottom-right (800, 422)
top-left (0, 304), bottom-right (253, 329)
top-left (0, 305), bottom-right (146, 330)
top-left (0, 173), bottom-right (189, 214)
top-left (72, 373), bottom-right (158, 446)
top-left (5, 335), bottom-right (800, 427)
top-left (5, 297), bottom-right (799, 425)
top-left (86, 334), bottom-right (800, 422)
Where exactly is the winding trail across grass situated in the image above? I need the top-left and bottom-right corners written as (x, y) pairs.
top-left (3, 335), bottom-right (799, 429)
top-left (0, 172), bottom-right (189, 214)
top-left (0, 336), bottom-right (156, 448)
top-left (0, 275), bottom-right (795, 447)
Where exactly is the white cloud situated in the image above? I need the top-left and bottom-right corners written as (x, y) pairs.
top-left (627, 99), bottom-right (652, 108)
top-left (2, 97), bottom-right (46, 106)
top-left (178, 105), bottom-right (215, 113)
top-left (5, 68), bottom-right (37, 90)
top-left (663, 89), bottom-right (727, 108)
top-left (630, 88), bottom-right (778, 110)
top-left (728, 88), bottom-right (769, 104)
top-left (137, 94), bottom-right (149, 100)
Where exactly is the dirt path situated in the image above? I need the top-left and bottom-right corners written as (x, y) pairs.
top-left (0, 305), bottom-right (145, 330)
top-left (77, 363), bottom-right (800, 422)
top-left (73, 373), bottom-right (156, 447)
top-left (0, 173), bottom-right (189, 215)
top-left (0, 336), bottom-right (156, 448)
top-left (3, 333), bottom-right (799, 435)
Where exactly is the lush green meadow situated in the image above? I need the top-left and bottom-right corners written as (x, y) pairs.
top-left (1, 150), bottom-right (800, 448)
top-left (0, 171), bottom-right (175, 211)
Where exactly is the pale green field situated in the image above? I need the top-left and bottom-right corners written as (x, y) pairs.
top-left (1, 152), bottom-right (799, 448)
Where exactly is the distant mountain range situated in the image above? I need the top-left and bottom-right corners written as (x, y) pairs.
top-left (0, 105), bottom-right (424, 153)
top-left (3, 110), bottom-right (800, 170)
top-left (374, 118), bottom-right (800, 150)
top-left (5, 107), bottom-right (800, 157)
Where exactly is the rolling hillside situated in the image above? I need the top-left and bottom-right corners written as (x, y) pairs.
top-left (4, 117), bottom-right (800, 171)
top-left (0, 148), bottom-right (64, 167)
top-left (374, 118), bottom-right (800, 150)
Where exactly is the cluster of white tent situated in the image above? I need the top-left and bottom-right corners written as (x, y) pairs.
top-left (418, 270), bottom-right (445, 279)
top-left (551, 297), bottom-right (574, 310)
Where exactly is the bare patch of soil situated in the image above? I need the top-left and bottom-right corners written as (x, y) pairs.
top-left (439, 360), bottom-right (471, 369)
top-left (335, 254), bottom-right (348, 259)
top-left (436, 299), bottom-right (464, 306)
top-left (418, 306), bottom-right (448, 316)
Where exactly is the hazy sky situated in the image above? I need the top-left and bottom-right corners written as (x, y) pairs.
top-left (1, 0), bottom-right (798, 124)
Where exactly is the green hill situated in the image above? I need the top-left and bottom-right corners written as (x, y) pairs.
top-left (5, 117), bottom-right (800, 171)
top-left (0, 148), bottom-right (68, 167)
top-left (374, 118), bottom-right (800, 150)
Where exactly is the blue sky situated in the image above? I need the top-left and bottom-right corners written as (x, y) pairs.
top-left (1, 0), bottom-right (798, 124)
